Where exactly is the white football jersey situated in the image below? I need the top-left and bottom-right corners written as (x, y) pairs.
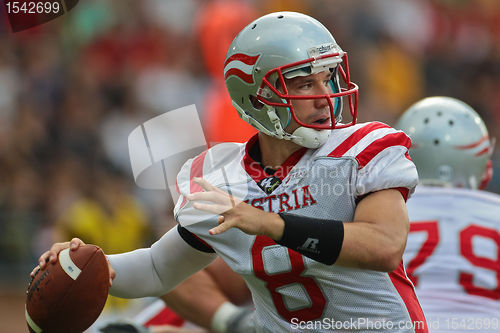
top-left (174, 122), bottom-right (424, 333)
top-left (404, 186), bottom-right (500, 332)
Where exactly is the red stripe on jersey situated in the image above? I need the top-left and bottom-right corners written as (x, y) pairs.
top-left (388, 262), bottom-right (428, 333)
top-left (176, 181), bottom-right (188, 210)
top-left (243, 135), bottom-right (267, 181)
top-left (355, 187), bottom-right (410, 204)
top-left (394, 187), bottom-right (410, 202)
top-left (405, 151), bottom-right (411, 161)
top-left (143, 306), bottom-right (185, 327)
top-left (356, 132), bottom-right (411, 170)
top-left (328, 122), bottom-right (390, 158)
top-left (190, 150), bottom-right (208, 193)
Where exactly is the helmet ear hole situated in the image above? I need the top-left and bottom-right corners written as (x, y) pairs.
top-left (250, 95), bottom-right (264, 110)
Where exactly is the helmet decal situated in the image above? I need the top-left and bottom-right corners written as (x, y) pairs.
top-left (224, 53), bottom-right (261, 84)
top-left (454, 135), bottom-right (491, 157)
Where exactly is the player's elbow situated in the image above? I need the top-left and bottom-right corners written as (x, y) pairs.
top-left (380, 254), bottom-right (402, 272)
top-left (374, 245), bottom-right (404, 272)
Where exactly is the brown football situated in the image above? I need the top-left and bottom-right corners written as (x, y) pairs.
top-left (26, 244), bottom-right (110, 333)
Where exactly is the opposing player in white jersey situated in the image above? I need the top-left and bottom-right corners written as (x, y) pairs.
top-left (397, 97), bottom-right (499, 332)
top-left (35, 12), bottom-right (427, 333)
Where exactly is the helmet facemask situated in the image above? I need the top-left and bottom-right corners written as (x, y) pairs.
top-left (260, 52), bottom-right (358, 128)
top-left (254, 52), bottom-right (358, 147)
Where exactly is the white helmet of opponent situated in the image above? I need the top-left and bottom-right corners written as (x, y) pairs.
top-left (224, 12), bottom-right (359, 148)
top-left (397, 96), bottom-right (494, 189)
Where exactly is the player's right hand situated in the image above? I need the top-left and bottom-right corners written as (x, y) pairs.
top-left (30, 238), bottom-right (116, 286)
top-left (35, 237), bottom-right (85, 273)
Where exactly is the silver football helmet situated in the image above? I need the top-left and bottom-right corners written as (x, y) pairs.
top-left (396, 96), bottom-right (494, 189)
top-left (224, 12), bottom-right (359, 148)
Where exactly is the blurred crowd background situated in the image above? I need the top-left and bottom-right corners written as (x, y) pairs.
top-left (1, 0), bottom-right (500, 330)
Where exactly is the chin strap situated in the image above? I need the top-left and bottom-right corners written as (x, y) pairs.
top-left (291, 127), bottom-right (330, 148)
top-left (234, 102), bottom-right (330, 148)
top-left (261, 108), bottom-right (331, 149)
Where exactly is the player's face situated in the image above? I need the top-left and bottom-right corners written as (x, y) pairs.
top-left (282, 70), bottom-right (334, 134)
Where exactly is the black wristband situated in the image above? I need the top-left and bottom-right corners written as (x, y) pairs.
top-left (276, 213), bottom-right (344, 265)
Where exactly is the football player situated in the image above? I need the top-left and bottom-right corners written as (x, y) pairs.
top-left (398, 97), bottom-right (500, 332)
top-left (34, 12), bottom-right (426, 333)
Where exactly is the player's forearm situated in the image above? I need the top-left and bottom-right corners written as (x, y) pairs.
top-left (336, 189), bottom-right (409, 271)
top-left (336, 221), bottom-right (406, 271)
top-left (273, 189), bottom-right (408, 270)
top-left (161, 269), bottom-right (227, 329)
top-left (261, 212), bottom-right (285, 240)
top-left (108, 249), bottom-right (167, 298)
top-left (108, 228), bottom-right (217, 298)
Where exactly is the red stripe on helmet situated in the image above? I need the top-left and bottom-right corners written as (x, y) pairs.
top-left (455, 135), bottom-right (489, 149)
top-left (224, 68), bottom-right (254, 84)
top-left (475, 147), bottom-right (490, 157)
top-left (224, 53), bottom-right (260, 67)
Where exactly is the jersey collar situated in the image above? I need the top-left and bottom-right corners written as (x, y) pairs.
top-left (242, 134), bottom-right (308, 184)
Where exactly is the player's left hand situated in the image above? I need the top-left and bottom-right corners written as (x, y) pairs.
top-left (187, 178), bottom-right (284, 240)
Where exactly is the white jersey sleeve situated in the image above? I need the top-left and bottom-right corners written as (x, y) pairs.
top-left (108, 227), bottom-right (217, 298)
top-left (322, 121), bottom-right (418, 199)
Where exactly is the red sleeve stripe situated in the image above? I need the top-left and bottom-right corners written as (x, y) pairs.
top-left (356, 132), bottom-right (411, 170)
top-left (394, 187), bottom-right (410, 202)
top-left (190, 150), bottom-right (208, 193)
top-left (405, 151), bottom-right (411, 161)
top-left (328, 122), bottom-right (391, 158)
